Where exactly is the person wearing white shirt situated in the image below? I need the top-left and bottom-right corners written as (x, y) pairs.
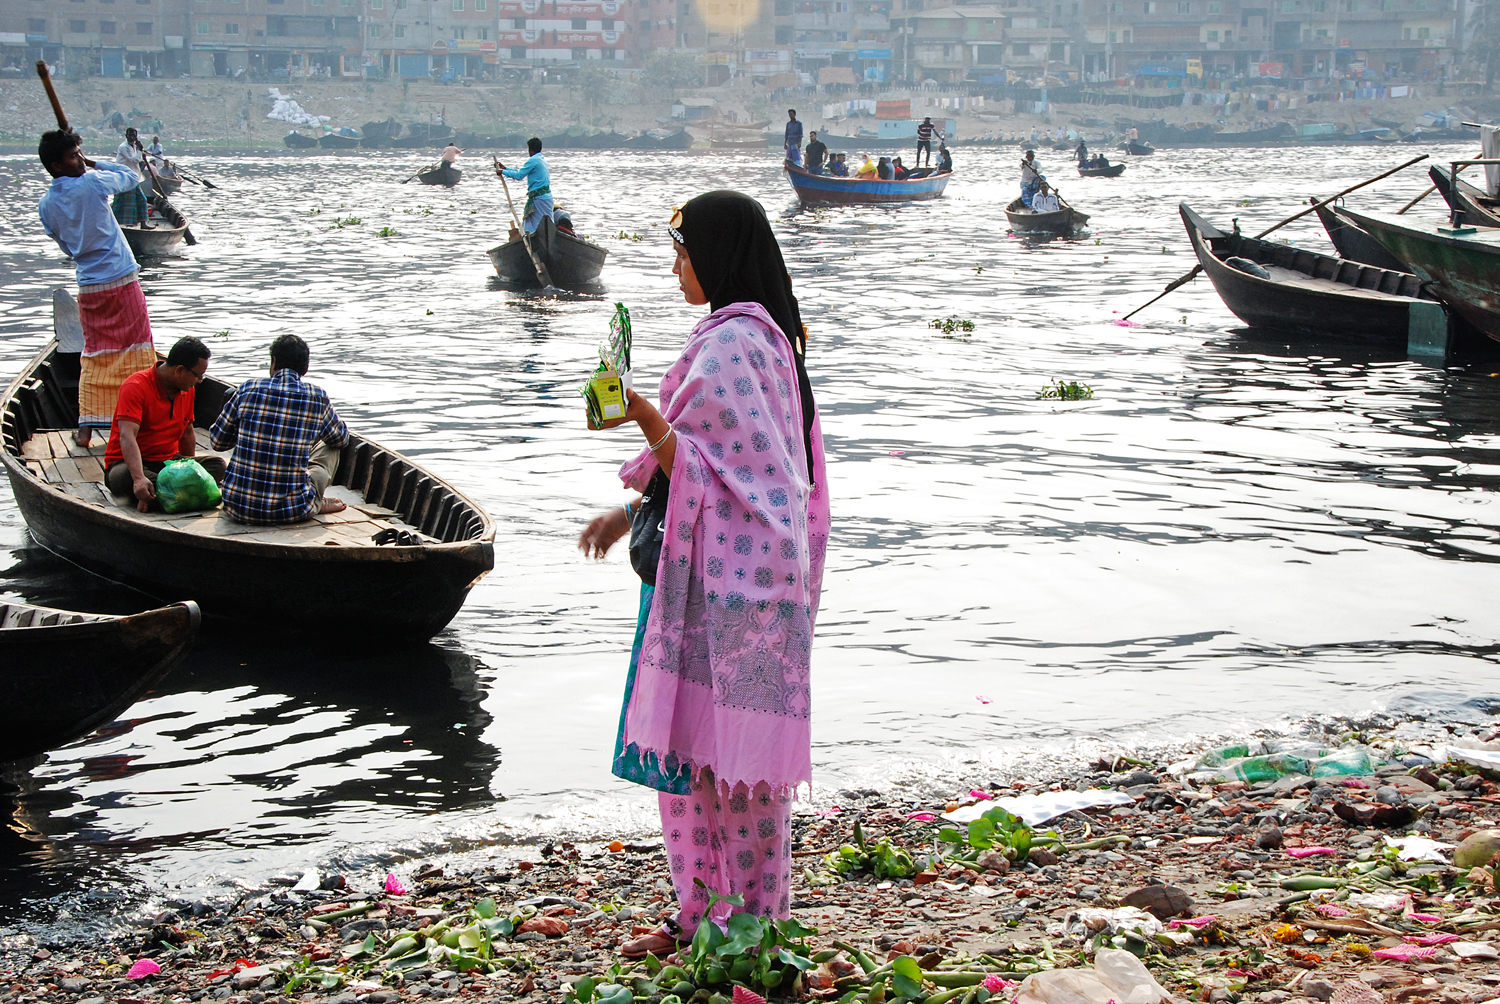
top-left (1031, 182), bottom-right (1061, 213)
top-left (147, 136), bottom-right (164, 157)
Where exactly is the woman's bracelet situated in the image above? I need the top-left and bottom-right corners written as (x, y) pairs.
top-left (647, 427), bottom-right (674, 452)
top-left (623, 501), bottom-right (633, 520)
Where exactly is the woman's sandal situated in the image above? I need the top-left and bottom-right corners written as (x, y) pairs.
top-left (619, 925), bottom-right (686, 960)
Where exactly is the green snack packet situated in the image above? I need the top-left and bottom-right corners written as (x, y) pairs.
top-left (581, 303), bottom-right (633, 425)
top-left (155, 457), bottom-right (222, 514)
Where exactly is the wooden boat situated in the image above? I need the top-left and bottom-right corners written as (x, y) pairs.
top-left (487, 214), bottom-right (607, 289)
top-left (1335, 206), bottom-right (1500, 344)
top-left (121, 221), bottom-right (188, 258)
top-left (783, 161), bottom-right (951, 205)
top-left (0, 600), bottom-right (198, 763)
top-left (1312, 200), bottom-right (1408, 271)
top-left (1121, 139), bottom-right (1155, 155)
top-left (621, 129), bottom-right (693, 151)
top-left (0, 345), bottom-right (495, 639)
top-left (711, 129), bottom-right (771, 151)
top-left (148, 159), bottom-right (182, 195)
top-left (1211, 123), bottom-right (1295, 144)
top-left (1005, 195), bottom-right (1089, 234)
top-left (361, 117), bottom-right (401, 148)
top-left (1181, 203), bottom-right (1442, 341)
top-left (318, 128), bottom-right (363, 150)
top-left (417, 163), bottom-right (462, 187)
top-left (284, 131), bottom-right (318, 149)
top-left (1078, 162), bottom-right (1126, 178)
top-left (1428, 164), bottom-right (1500, 228)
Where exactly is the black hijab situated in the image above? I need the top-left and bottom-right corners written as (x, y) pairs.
top-left (672, 190), bottom-right (817, 481)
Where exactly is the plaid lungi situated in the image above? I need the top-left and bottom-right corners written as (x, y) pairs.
top-left (111, 186), bottom-right (148, 226)
top-left (77, 276), bottom-right (155, 429)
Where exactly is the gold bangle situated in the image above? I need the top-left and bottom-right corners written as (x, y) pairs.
top-left (647, 427), bottom-right (674, 452)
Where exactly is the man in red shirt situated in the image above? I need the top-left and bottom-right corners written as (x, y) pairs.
top-left (104, 336), bottom-right (226, 512)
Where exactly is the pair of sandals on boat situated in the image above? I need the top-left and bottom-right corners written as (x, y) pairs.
top-left (372, 527), bottom-right (422, 546)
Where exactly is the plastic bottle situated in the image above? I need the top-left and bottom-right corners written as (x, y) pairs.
top-left (1225, 752), bottom-right (1311, 783)
top-left (1309, 746), bottom-right (1374, 778)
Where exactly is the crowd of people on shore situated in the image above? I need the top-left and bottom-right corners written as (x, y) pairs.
top-left (784, 109), bottom-right (954, 180)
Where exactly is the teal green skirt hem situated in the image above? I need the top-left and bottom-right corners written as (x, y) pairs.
top-left (611, 582), bottom-right (693, 795)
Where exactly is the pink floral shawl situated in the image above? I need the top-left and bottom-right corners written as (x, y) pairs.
top-left (619, 302), bottom-right (829, 793)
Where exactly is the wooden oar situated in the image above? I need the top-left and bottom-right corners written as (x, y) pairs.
top-left (175, 165), bottom-right (219, 190)
top-left (1398, 185), bottom-right (1437, 214)
top-left (401, 162), bottom-right (437, 184)
top-left (495, 157), bottom-right (554, 289)
top-left (36, 61), bottom-right (68, 131)
top-left (1122, 153), bottom-right (1429, 321)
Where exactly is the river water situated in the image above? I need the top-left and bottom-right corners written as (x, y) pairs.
top-left (1, 143), bottom-right (1498, 938)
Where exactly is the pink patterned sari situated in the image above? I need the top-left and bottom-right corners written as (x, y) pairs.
top-left (616, 301), bottom-right (829, 797)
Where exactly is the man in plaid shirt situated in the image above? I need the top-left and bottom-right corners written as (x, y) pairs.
top-left (210, 334), bottom-right (350, 524)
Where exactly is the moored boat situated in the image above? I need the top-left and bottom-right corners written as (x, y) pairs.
top-left (1335, 206), bottom-right (1500, 344)
top-left (121, 221), bottom-right (188, 258)
top-left (487, 214), bottom-right (608, 289)
top-left (783, 161), bottom-right (951, 205)
top-left (148, 158), bottom-right (183, 195)
top-left (1428, 163), bottom-right (1500, 229)
top-left (284, 131), bottom-right (318, 149)
top-left (1078, 162), bottom-right (1126, 178)
top-left (1005, 195), bottom-right (1089, 234)
top-left (417, 163), bottom-right (462, 187)
top-left (0, 600), bottom-right (199, 763)
top-left (318, 127), bottom-right (363, 150)
top-left (1121, 139), bottom-right (1155, 155)
top-left (621, 128), bottom-right (693, 151)
top-left (0, 344), bottom-right (495, 639)
top-left (1181, 203), bottom-right (1442, 342)
top-left (1312, 200), bottom-right (1409, 271)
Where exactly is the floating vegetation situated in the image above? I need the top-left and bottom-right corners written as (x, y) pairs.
top-left (615, 231), bottom-right (644, 242)
top-left (306, 208), bottom-right (321, 215)
top-left (214, 329), bottom-right (230, 340)
top-left (330, 216), bottom-right (362, 229)
top-left (929, 316), bottom-right (976, 336)
top-left (1038, 379), bottom-right (1094, 401)
top-left (376, 226), bottom-right (399, 238)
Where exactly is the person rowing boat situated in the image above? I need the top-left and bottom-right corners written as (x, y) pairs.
top-left (495, 137), bottom-right (553, 238)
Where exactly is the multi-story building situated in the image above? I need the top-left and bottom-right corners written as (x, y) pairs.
top-left (369, 0), bottom-right (503, 79)
top-left (491, 0), bottom-right (627, 65)
top-left (775, 0), bottom-right (892, 80)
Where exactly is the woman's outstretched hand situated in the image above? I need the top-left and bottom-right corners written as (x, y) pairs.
top-left (579, 504), bottom-right (632, 559)
top-left (587, 388), bottom-right (663, 431)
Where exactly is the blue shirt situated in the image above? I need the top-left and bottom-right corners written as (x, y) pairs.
top-left (38, 162), bottom-right (141, 287)
top-left (501, 153), bottom-right (550, 193)
top-left (209, 369), bottom-right (350, 525)
top-left (785, 119), bottom-right (804, 146)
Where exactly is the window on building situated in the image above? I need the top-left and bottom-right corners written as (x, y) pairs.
top-left (370, 0), bottom-right (383, 8)
top-left (225, 21), bottom-right (239, 32)
top-left (1107, 28), bottom-right (1117, 40)
top-left (397, 0), bottom-right (408, 8)
top-left (477, 26), bottom-right (487, 37)
top-left (1222, 28), bottom-right (1231, 38)
top-left (603, 16), bottom-right (615, 26)
top-left (1207, 0), bottom-right (1219, 8)
top-left (476, 0), bottom-right (487, 8)
top-left (196, 21), bottom-right (210, 32)
top-left (394, 24), bottom-right (405, 36)
top-left (369, 23), bottom-right (381, 35)
top-left (1313, 0), bottom-right (1324, 8)
top-left (1280, 0), bottom-right (1294, 11)
top-left (1380, 0), bottom-right (1391, 8)
top-left (835, 29), bottom-right (847, 38)
top-left (136, 20), bottom-right (151, 31)
top-left (511, 44), bottom-right (527, 56)
top-left (1178, 0), bottom-right (1189, 9)
top-left (571, 45), bottom-right (587, 57)
top-left (1143, 1), bottom-right (1154, 11)
top-left (513, 17), bottom-right (524, 26)
top-left (456, 27), bottom-right (466, 37)
top-left (453, 0), bottom-right (464, 8)
top-left (1417, 24), bottom-right (1430, 36)
top-left (69, 19), bottom-right (86, 31)
top-left (1207, 28), bottom-right (1217, 38)
top-left (1109, 2), bottom-right (1122, 12)
top-left (1415, 0), bottom-right (1428, 7)
top-left (572, 16), bottom-right (586, 26)
top-left (100, 20), bottom-right (116, 32)
top-left (775, 24), bottom-right (792, 39)
top-left (1402, 26), bottom-right (1410, 36)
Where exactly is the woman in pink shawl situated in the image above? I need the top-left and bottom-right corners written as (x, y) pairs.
top-left (578, 191), bottom-right (829, 958)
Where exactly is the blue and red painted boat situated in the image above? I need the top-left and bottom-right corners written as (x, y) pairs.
top-left (783, 160), bottom-right (952, 205)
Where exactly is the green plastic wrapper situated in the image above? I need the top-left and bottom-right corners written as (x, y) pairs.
top-left (155, 457), bottom-right (222, 514)
top-left (581, 303), bottom-right (633, 427)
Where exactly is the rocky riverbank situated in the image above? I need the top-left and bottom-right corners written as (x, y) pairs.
top-left (3, 711), bottom-right (1498, 1004)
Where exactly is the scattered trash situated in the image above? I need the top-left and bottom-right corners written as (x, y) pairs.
top-left (943, 789), bottom-right (1133, 826)
top-left (1383, 834), bottom-right (1454, 862)
top-left (1346, 891), bottom-right (1407, 912)
top-left (384, 872), bottom-right (407, 896)
top-left (1287, 847), bottom-right (1338, 858)
top-left (1012, 948), bottom-right (1168, 1004)
top-left (1371, 944), bottom-right (1438, 962)
top-left (265, 87), bottom-right (329, 126)
top-left (1454, 828), bottom-right (1500, 869)
top-left (292, 869), bottom-right (320, 892)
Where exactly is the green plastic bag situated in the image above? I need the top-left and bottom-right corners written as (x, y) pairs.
top-left (155, 457), bottom-right (222, 514)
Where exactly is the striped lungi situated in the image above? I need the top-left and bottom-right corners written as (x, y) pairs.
top-left (77, 274), bottom-right (155, 430)
top-left (111, 186), bottom-right (148, 226)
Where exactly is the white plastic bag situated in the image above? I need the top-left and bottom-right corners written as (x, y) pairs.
top-left (1012, 949), bottom-right (1169, 1004)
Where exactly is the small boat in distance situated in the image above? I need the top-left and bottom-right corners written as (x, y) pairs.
top-left (319, 127), bottom-right (363, 150)
top-left (1078, 162), bottom-right (1126, 178)
top-left (1122, 139), bottom-right (1156, 156)
top-left (417, 163), bottom-right (462, 187)
top-left (1181, 203), bottom-right (1442, 342)
top-left (487, 215), bottom-right (608, 289)
top-left (783, 161), bottom-right (951, 205)
top-left (1005, 195), bottom-right (1089, 234)
top-left (0, 600), bottom-right (199, 763)
top-left (121, 221), bottom-right (188, 258)
top-left (284, 131), bottom-right (318, 149)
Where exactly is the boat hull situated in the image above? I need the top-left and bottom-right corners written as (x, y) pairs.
top-left (1313, 201), bottom-right (1408, 271)
top-left (0, 347), bottom-right (495, 639)
top-left (418, 164), bottom-right (462, 187)
top-left (319, 133), bottom-right (362, 150)
top-left (1429, 164), bottom-right (1500, 228)
top-left (122, 224), bottom-right (188, 258)
top-left (284, 132), bottom-right (318, 149)
top-left (783, 162), bottom-right (950, 204)
top-left (1183, 203), bottom-right (1436, 341)
top-left (0, 601), bottom-right (198, 763)
top-left (1078, 163), bottom-right (1126, 178)
top-left (487, 216), bottom-right (608, 288)
top-left (1336, 207), bottom-right (1500, 343)
top-left (1005, 197), bottom-right (1089, 233)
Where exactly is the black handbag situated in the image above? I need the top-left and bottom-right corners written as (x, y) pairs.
top-left (629, 469), bottom-right (670, 586)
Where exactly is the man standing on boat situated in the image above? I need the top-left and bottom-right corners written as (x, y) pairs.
top-left (495, 137), bottom-right (554, 236)
top-left (805, 130), bottom-right (828, 174)
top-left (37, 129), bottom-right (159, 449)
top-left (210, 334), bottom-right (350, 524)
top-left (916, 116), bottom-right (942, 168)
top-left (1020, 149), bottom-right (1043, 206)
top-left (784, 109), bottom-right (803, 166)
top-left (441, 141), bottom-right (462, 166)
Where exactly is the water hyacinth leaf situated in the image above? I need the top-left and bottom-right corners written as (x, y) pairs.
top-left (891, 956), bottom-right (924, 999)
top-left (721, 913), bottom-right (766, 955)
top-left (938, 827), bottom-right (964, 844)
top-left (729, 955), bottom-right (756, 981)
top-left (596, 983), bottom-right (634, 1004)
top-left (361, 933), bottom-right (378, 955)
top-left (481, 916), bottom-right (514, 938)
top-left (776, 946), bottom-right (816, 970)
top-left (776, 918), bottom-right (818, 941)
top-left (458, 926), bottom-right (484, 952)
top-left (968, 818), bottom-right (997, 850)
top-left (475, 898), bottom-right (498, 919)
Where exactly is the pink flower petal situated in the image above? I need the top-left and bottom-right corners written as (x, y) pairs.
top-left (1373, 945), bottom-right (1437, 961)
top-left (969, 790), bottom-right (994, 801)
top-left (733, 985), bottom-right (768, 1004)
top-left (384, 872), bottom-right (407, 896)
top-left (1406, 912), bottom-right (1444, 923)
top-left (906, 812), bottom-right (937, 821)
top-left (1286, 847), bottom-right (1337, 857)
top-left (889, 450), bottom-right (906, 456)
top-left (1405, 933), bottom-right (1458, 945)
top-left (1168, 916), bottom-right (1218, 928)
top-left (1314, 904), bottom-right (1350, 917)
top-left (976, 695), bottom-right (993, 704)
top-left (1341, 778), bottom-right (1370, 788)
top-left (1113, 319), bottom-right (1139, 327)
top-left (127, 959), bottom-right (161, 980)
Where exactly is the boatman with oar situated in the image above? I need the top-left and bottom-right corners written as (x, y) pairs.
top-left (495, 137), bottom-right (553, 238)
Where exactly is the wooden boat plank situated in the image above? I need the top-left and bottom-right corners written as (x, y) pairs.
top-left (1258, 263), bottom-right (1415, 299)
top-left (74, 455), bottom-right (105, 483)
top-left (20, 438), bottom-right (48, 460)
top-left (46, 431), bottom-right (71, 459)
